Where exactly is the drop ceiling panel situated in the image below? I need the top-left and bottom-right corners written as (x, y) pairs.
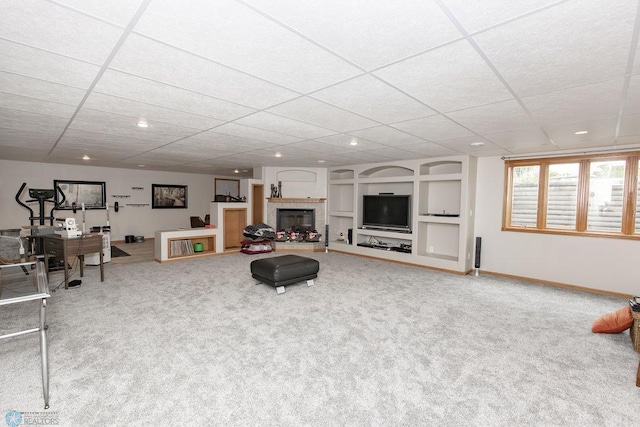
top-left (363, 147), bottom-right (416, 160)
top-left (436, 136), bottom-right (508, 156)
top-left (266, 97), bottom-right (379, 132)
top-left (0, 93), bottom-right (77, 119)
top-left (61, 128), bottom-right (167, 146)
top-left (522, 79), bottom-right (625, 126)
top-left (313, 134), bottom-right (385, 151)
top-left (0, 119), bottom-right (64, 135)
top-left (110, 35), bottom-right (299, 109)
top-left (134, 0), bottom-right (362, 93)
top-left (332, 151), bottom-right (395, 163)
top-left (347, 126), bottom-right (429, 147)
top-left (543, 117), bottom-right (618, 145)
top-left (0, 107), bottom-right (71, 127)
top-left (619, 113), bottom-right (640, 138)
top-left (210, 123), bottom-right (301, 145)
top-left (447, 99), bottom-right (536, 135)
top-left (624, 75), bottom-right (640, 115)
top-left (234, 112), bottom-right (337, 139)
top-left (0, 39), bottom-right (100, 89)
top-left (391, 115), bottom-right (474, 141)
top-left (0, 128), bottom-right (58, 146)
top-left (0, 72), bottom-right (87, 106)
top-left (83, 93), bottom-right (225, 130)
top-left (287, 140), bottom-right (353, 155)
top-left (180, 133), bottom-right (267, 153)
top-left (1, 0), bottom-right (125, 64)
top-left (53, 0), bottom-right (146, 27)
top-left (399, 142), bottom-right (459, 157)
top-left (484, 127), bottom-right (552, 149)
top-left (474, 0), bottom-right (636, 96)
top-left (374, 40), bottom-right (513, 112)
top-left (244, 0), bottom-right (462, 70)
top-left (311, 74), bottom-right (436, 123)
top-left (71, 109), bottom-right (200, 142)
top-left (93, 70), bottom-right (256, 121)
top-left (443, 0), bottom-right (561, 33)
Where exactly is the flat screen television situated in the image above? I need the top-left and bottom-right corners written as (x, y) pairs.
top-left (362, 194), bottom-right (411, 232)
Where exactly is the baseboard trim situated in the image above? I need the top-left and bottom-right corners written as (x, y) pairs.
top-left (477, 269), bottom-right (632, 299)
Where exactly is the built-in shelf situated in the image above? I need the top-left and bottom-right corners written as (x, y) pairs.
top-left (328, 155), bottom-right (476, 273)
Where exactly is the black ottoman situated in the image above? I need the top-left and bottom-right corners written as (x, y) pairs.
top-left (250, 255), bottom-right (319, 294)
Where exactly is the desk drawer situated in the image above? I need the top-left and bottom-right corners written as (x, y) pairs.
top-left (44, 238), bottom-right (63, 251)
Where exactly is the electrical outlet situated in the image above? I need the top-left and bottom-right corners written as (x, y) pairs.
top-left (428, 245), bottom-right (434, 253)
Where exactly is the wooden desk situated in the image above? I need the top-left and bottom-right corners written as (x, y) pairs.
top-left (43, 234), bottom-right (104, 290)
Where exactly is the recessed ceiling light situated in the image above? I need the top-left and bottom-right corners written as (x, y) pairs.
top-left (82, 155), bottom-right (90, 160)
top-left (137, 120), bottom-right (149, 128)
top-left (318, 160), bottom-right (326, 163)
top-left (275, 152), bottom-right (282, 158)
top-left (349, 140), bottom-right (359, 146)
top-left (234, 169), bottom-right (239, 173)
top-left (138, 164), bottom-right (145, 168)
top-left (574, 130), bottom-right (588, 135)
top-left (469, 142), bottom-right (485, 148)
top-left (242, 170), bottom-right (248, 173)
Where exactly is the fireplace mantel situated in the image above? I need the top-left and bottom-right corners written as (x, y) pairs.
top-left (267, 198), bottom-right (326, 203)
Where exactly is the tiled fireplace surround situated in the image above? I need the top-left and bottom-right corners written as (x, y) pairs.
top-left (266, 198), bottom-right (326, 252)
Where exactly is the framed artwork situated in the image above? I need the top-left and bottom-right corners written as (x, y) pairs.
top-left (54, 180), bottom-right (106, 210)
top-left (152, 184), bottom-right (188, 209)
top-left (215, 178), bottom-right (240, 198)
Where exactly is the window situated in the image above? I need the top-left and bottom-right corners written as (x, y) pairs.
top-left (503, 152), bottom-right (640, 239)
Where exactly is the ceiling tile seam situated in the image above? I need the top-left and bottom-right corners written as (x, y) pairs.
top-left (46, 0), bottom-right (131, 29)
top-left (114, 129), bottom-right (282, 162)
top-left (363, 0), bottom-right (572, 76)
top-left (81, 94), bottom-right (238, 123)
top-left (614, 0), bottom-right (640, 144)
top-left (0, 68), bottom-right (89, 92)
top-left (0, 90), bottom-right (83, 109)
top-left (0, 103), bottom-right (75, 121)
top-left (130, 33), bottom-right (312, 98)
top-left (434, 0), bottom-right (558, 149)
top-left (233, 0), bottom-right (367, 72)
top-left (0, 37), bottom-right (105, 69)
top-left (47, 0), bottom-right (155, 156)
top-left (79, 106), bottom-right (211, 132)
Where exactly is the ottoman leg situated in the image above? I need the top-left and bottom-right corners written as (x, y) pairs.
top-left (307, 279), bottom-right (314, 287)
top-left (276, 286), bottom-right (286, 295)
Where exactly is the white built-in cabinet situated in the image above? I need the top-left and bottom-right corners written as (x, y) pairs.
top-left (327, 155), bottom-right (477, 273)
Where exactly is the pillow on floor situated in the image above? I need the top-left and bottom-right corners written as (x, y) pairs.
top-left (592, 306), bottom-right (633, 333)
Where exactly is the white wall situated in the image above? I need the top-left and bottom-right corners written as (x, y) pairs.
top-left (264, 167), bottom-right (327, 199)
top-left (0, 160), bottom-right (216, 241)
top-left (475, 156), bottom-right (639, 295)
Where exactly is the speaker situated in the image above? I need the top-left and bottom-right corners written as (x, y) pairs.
top-left (347, 228), bottom-right (353, 245)
top-left (325, 224), bottom-right (329, 247)
top-left (474, 237), bottom-right (482, 269)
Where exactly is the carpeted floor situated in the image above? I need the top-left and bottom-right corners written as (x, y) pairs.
top-left (0, 252), bottom-right (638, 425)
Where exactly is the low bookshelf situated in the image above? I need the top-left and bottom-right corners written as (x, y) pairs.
top-left (155, 228), bottom-right (220, 262)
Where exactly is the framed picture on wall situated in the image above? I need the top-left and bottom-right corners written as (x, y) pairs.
top-left (54, 180), bottom-right (106, 210)
top-left (152, 184), bottom-right (188, 209)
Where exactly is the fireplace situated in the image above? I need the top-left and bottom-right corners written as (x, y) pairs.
top-left (277, 208), bottom-right (315, 232)
top-left (267, 198), bottom-right (326, 251)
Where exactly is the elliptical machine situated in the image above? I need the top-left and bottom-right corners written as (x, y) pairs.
top-left (15, 182), bottom-right (66, 227)
top-left (15, 182), bottom-right (66, 256)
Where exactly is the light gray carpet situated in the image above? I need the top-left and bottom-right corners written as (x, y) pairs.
top-left (1, 252), bottom-right (638, 425)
